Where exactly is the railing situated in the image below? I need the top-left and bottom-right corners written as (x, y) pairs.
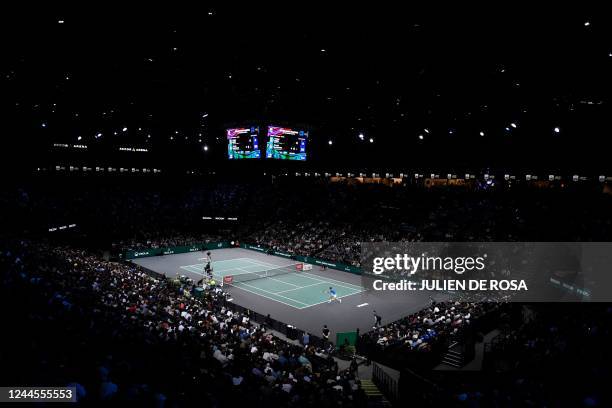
top-left (373, 360), bottom-right (449, 405)
top-left (372, 362), bottom-right (400, 403)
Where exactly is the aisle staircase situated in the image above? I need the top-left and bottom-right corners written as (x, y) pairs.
top-left (440, 341), bottom-right (465, 368)
top-left (361, 379), bottom-right (392, 407)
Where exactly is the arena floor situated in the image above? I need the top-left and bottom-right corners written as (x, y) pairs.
top-left (131, 247), bottom-right (436, 342)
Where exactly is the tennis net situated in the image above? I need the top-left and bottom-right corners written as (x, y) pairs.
top-left (221, 263), bottom-right (304, 284)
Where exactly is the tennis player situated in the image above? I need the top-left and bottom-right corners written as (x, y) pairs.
top-left (203, 251), bottom-right (212, 277)
top-left (327, 286), bottom-right (341, 303)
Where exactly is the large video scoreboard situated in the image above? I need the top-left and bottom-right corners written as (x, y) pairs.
top-left (265, 126), bottom-right (308, 161)
top-left (227, 127), bottom-right (261, 159)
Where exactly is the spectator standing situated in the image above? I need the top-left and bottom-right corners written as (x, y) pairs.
top-left (322, 325), bottom-right (330, 341)
top-left (302, 332), bottom-right (310, 347)
top-left (373, 311), bottom-right (382, 329)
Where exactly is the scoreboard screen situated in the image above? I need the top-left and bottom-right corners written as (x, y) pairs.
top-left (227, 127), bottom-right (261, 159)
top-left (266, 126), bottom-right (308, 160)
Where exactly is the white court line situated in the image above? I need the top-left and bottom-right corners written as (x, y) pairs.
top-left (235, 267), bottom-right (365, 306)
top-left (241, 259), bottom-right (343, 285)
top-left (187, 257), bottom-right (258, 267)
top-left (181, 265), bottom-right (238, 281)
top-left (237, 259), bottom-right (365, 306)
top-left (288, 271), bottom-right (363, 292)
top-left (301, 272), bottom-right (364, 290)
top-left (231, 281), bottom-right (309, 307)
top-left (181, 263), bottom-right (205, 269)
top-left (198, 257), bottom-right (255, 263)
top-left (181, 263), bottom-right (268, 275)
top-left (236, 265), bottom-right (274, 273)
top-left (182, 260), bottom-right (362, 292)
top-left (275, 282), bottom-right (329, 294)
top-left (357, 303), bottom-right (369, 308)
top-left (181, 263), bottom-right (236, 273)
top-left (244, 263), bottom-right (363, 292)
top-left (214, 265), bottom-right (266, 274)
top-left (236, 257), bottom-right (303, 271)
top-left (231, 257), bottom-right (270, 262)
top-left (182, 258), bottom-right (299, 280)
top-left (234, 267), bottom-right (301, 288)
top-left (183, 257), bottom-right (291, 273)
top-left (180, 265), bottom-right (205, 276)
top-left (242, 258), bottom-right (363, 291)
top-left (180, 264), bottom-right (202, 270)
top-left (230, 283), bottom-right (304, 309)
top-left (298, 290), bottom-right (365, 310)
top-left (180, 264), bottom-right (305, 308)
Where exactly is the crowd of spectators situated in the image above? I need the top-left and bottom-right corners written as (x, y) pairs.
top-left (244, 181), bottom-right (612, 268)
top-left (1, 240), bottom-right (366, 406)
top-left (250, 221), bottom-right (337, 257)
top-left (112, 232), bottom-right (224, 252)
top-left (359, 300), bottom-right (500, 352)
top-left (8, 177), bottom-right (612, 268)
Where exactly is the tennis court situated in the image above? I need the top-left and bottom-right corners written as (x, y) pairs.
top-left (180, 257), bottom-right (364, 309)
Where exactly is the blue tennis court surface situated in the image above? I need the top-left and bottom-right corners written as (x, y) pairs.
top-left (180, 257), bottom-right (364, 309)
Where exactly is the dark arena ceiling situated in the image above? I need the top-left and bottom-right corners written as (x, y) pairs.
top-left (3, 5), bottom-right (612, 173)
